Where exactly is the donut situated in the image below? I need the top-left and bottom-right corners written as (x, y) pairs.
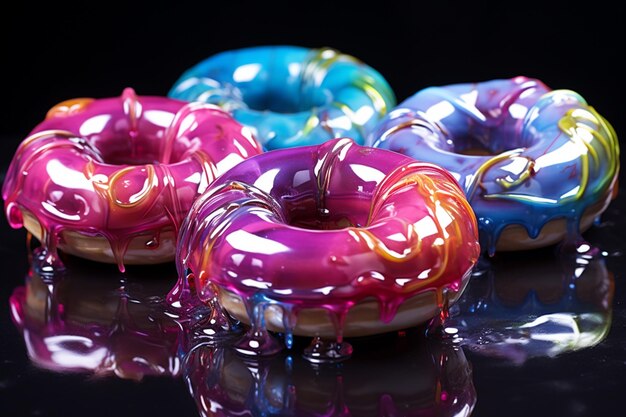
top-left (169, 46), bottom-right (395, 150)
top-left (368, 77), bottom-right (619, 254)
top-left (173, 138), bottom-right (480, 352)
top-left (9, 259), bottom-right (181, 380)
top-left (2, 88), bottom-right (262, 271)
top-left (184, 335), bottom-right (475, 417)
top-left (445, 248), bottom-right (613, 363)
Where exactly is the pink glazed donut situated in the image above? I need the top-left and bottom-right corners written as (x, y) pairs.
top-left (174, 138), bottom-right (480, 340)
top-left (2, 88), bottom-right (262, 271)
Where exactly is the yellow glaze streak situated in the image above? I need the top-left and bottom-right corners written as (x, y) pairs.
top-left (465, 149), bottom-right (526, 201)
top-left (354, 78), bottom-right (388, 116)
top-left (362, 163), bottom-right (476, 293)
top-left (495, 158), bottom-right (535, 189)
top-left (558, 106), bottom-right (619, 202)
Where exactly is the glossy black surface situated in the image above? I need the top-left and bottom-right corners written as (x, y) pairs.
top-left (2, 2), bottom-right (624, 416)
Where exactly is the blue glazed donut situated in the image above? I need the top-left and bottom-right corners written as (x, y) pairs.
top-left (368, 77), bottom-right (619, 254)
top-left (169, 46), bottom-right (395, 150)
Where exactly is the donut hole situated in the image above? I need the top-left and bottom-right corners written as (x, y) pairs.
top-left (288, 215), bottom-right (355, 230)
top-left (100, 148), bottom-right (158, 165)
top-left (94, 132), bottom-right (182, 165)
top-left (274, 146), bottom-right (379, 230)
top-left (285, 204), bottom-right (358, 230)
top-left (454, 138), bottom-right (494, 156)
top-left (282, 198), bottom-right (370, 231)
top-left (449, 132), bottom-right (534, 156)
top-left (242, 76), bottom-right (331, 114)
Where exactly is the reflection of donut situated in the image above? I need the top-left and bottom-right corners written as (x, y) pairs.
top-left (184, 334), bottom-right (475, 417)
top-left (2, 88), bottom-right (261, 270)
top-left (369, 77), bottom-right (619, 254)
top-left (175, 138), bottom-right (480, 341)
top-left (491, 250), bottom-right (612, 307)
top-left (9, 259), bottom-right (180, 380)
top-left (446, 248), bottom-right (613, 363)
top-left (169, 46), bottom-right (395, 150)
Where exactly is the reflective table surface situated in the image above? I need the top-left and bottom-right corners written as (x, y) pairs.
top-left (1, 132), bottom-right (625, 416)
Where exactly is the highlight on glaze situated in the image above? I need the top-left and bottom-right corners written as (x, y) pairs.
top-left (445, 244), bottom-right (613, 364)
top-left (184, 334), bottom-right (476, 417)
top-left (368, 77), bottom-right (620, 254)
top-left (2, 88), bottom-right (262, 271)
top-left (169, 138), bottom-right (480, 360)
top-left (9, 259), bottom-right (181, 380)
top-left (169, 46), bottom-right (396, 150)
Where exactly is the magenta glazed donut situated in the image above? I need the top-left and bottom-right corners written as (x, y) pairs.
top-left (172, 138), bottom-right (480, 345)
top-left (2, 88), bottom-right (262, 271)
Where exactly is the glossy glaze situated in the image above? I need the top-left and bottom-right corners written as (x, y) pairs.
top-left (169, 46), bottom-right (395, 150)
top-left (184, 334), bottom-right (476, 417)
top-left (2, 88), bottom-right (262, 271)
top-left (9, 260), bottom-right (181, 380)
top-left (445, 245), bottom-right (613, 363)
top-left (171, 138), bottom-right (480, 349)
top-left (368, 77), bottom-right (620, 254)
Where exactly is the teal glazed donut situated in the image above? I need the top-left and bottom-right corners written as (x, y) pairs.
top-left (368, 77), bottom-right (619, 254)
top-left (169, 46), bottom-right (395, 150)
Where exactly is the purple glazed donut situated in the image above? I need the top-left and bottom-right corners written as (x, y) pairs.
top-left (171, 138), bottom-right (480, 346)
top-left (368, 77), bottom-right (619, 254)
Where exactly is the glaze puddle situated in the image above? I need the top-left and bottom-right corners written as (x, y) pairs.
top-left (302, 337), bottom-right (354, 363)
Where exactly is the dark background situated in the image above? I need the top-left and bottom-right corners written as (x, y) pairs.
top-left (2, 1), bottom-right (624, 143)
top-left (1, 1), bottom-right (625, 416)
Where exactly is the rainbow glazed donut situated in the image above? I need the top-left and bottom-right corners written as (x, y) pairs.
top-left (2, 88), bottom-right (262, 271)
top-left (174, 138), bottom-right (480, 353)
top-left (168, 46), bottom-right (395, 150)
top-left (368, 77), bottom-right (619, 254)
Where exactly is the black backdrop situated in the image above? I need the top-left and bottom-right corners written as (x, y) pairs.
top-left (2, 1), bottom-right (624, 145)
top-left (2, 2), bottom-right (625, 416)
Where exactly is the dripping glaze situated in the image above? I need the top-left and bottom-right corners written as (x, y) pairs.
top-left (2, 88), bottom-right (262, 271)
top-left (369, 77), bottom-right (619, 254)
top-left (169, 138), bottom-right (480, 359)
